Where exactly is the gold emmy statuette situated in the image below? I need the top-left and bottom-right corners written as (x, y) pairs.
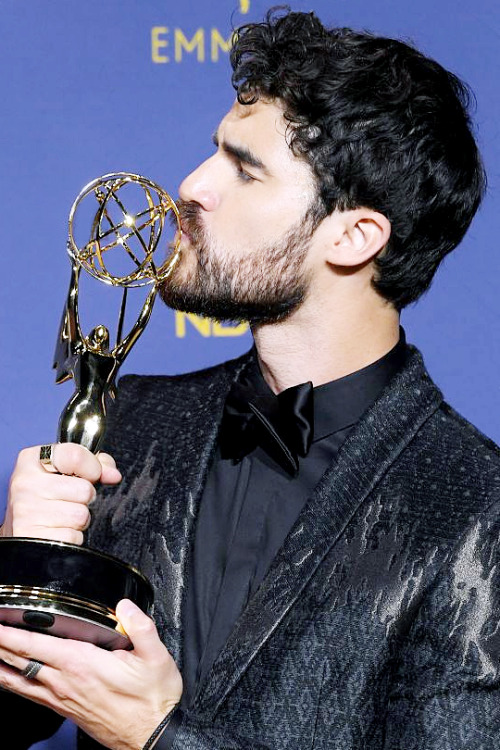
top-left (0, 173), bottom-right (182, 649)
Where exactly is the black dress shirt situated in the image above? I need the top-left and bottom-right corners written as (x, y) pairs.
top-left (181, 333), bottom-right (407, 709)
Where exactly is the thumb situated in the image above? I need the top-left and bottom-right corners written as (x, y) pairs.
top-left (97, 452), bottom-right (122, 485)
top-left (115, 599), bottom-right (165, 661)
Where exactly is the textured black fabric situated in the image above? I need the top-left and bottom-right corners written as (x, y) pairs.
top-left (88, 345), bottom-right (500, 749)
top-left (5, 345), bottom-right (500, 749)
top-left (183, 336), bottom-right (407, 708)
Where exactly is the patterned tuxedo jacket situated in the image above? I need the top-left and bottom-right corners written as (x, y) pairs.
top-left (6, 345), bottom-right (500, 749)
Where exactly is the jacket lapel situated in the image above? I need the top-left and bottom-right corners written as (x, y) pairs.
top-left (144, 352), bottom-right (253, 666)
top-left (194, 347), bottom-right (443, 716)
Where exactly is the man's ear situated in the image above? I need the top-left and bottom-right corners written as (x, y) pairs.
top-left (324, 209), bottom-right (391, 267)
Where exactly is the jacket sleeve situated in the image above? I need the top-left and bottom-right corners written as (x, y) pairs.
top-left (383, 499), bottom-right (500, 749)
top-left (131, 706), bottom-right (271, 750)
top-left (169, 717), bottom-right (273, 750)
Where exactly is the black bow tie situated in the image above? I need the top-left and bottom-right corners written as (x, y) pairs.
top-left (219, 369), bottom-right (314, 476)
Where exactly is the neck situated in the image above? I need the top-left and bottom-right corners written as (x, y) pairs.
top-left (252, 295), bottom-right (400, 394)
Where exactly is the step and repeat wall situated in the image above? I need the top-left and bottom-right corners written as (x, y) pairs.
top-left (1, 0), bottom-right (499, 747)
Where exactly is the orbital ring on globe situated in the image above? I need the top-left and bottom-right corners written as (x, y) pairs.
top-left (67, 172), bottom-right (182, 288)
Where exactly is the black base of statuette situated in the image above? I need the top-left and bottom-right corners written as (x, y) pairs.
top-left (0, 538), bottom-right (154, 650)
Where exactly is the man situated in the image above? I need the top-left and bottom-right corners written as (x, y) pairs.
top-left (0, 8), bottom-right (498, 750)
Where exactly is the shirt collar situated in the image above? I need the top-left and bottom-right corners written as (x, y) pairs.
top-left (245, 327), bottom-right (408, 443)
top-left (312, 328), bottom-right (408, 441)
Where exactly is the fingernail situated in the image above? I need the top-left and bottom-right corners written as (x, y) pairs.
top-left (118, 598), bottom-right (137, 618)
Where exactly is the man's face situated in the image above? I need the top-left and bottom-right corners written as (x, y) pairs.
top-left (160, 99), bottom-right (324, 324)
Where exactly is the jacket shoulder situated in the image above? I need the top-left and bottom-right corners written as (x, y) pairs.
top-left (116, 349), bottom-right (253, 404)
top-left (429, 399), bottom-right (500, 469)
top-left (101, 350), bottom-right (253, 455)
top-left (386, 396), bottom-right (500, 558)
top-left (113, 350), bottom-right (253, 411)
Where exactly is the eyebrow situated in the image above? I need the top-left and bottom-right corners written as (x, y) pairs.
top-left (212, 131), bottom-right (268, 173)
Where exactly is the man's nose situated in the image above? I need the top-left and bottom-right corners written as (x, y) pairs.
top-left (179, 156), bottom-right (220, 212)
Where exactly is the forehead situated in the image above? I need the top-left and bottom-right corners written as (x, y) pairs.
top-left (220, 98), bottom-right (283, 126)
top-left (218, 99), bottom-right (315, 183)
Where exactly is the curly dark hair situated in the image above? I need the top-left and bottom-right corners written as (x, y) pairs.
top-left (230, 9), bottom-right (486, 309)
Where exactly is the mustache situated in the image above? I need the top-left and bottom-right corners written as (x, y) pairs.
top-left (169, 199), bottom-right (202, 238)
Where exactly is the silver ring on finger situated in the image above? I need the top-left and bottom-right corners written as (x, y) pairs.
top-left (39, 444), bottom-right (60, 474)
top-left (20, 659), bottom-right (44, 680)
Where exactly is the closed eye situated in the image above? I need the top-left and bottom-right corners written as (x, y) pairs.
top-left (233, 159), bottom-right (256, 182)
top-left (212, 131), bottom-right (266, 183)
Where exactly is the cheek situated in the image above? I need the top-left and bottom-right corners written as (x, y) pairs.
top-left (203, 174), bottom-right (316, 249)
top-left (209, 204), bottom-right (292, 248)
top-left (237, 186), bottom-right (316, 239)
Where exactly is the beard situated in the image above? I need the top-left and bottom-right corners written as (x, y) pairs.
top-left (160, 199), bottom-right (323, 326)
